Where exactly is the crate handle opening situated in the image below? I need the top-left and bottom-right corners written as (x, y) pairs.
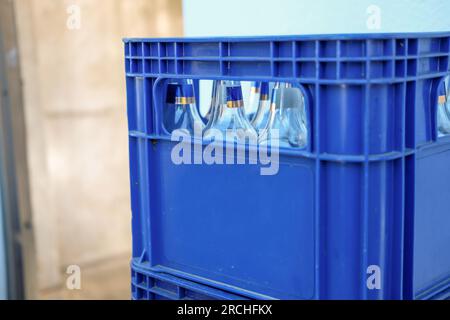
top-left (153, 77), bottom-right (312, 151)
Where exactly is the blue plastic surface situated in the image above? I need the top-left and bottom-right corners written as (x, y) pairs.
top-left (124, 33), bottom-right (450, 300)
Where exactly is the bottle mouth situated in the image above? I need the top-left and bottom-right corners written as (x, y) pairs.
top-left (226, 100), bottom-right (244, 108)
top-left (438, 81), bottom-right (448, 105)
top-left (250, 81), bottom-right (262, 93)
top-left (166, 83), bottom-right (195, 105)
top-left (175, 97), bottom-right (196, 105)
top-left (260, 94), bottom-right (269, 101)
top-left (225, 86), bottom-right (244, 108)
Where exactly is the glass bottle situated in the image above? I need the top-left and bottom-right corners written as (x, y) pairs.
top-left (437, 76), bottom-right (450, 136)
top-left (204, 80), bottom-right (218, 122)
top-left (245, 81), bottom-right (262, 121)
top-left (259, 82), bottom-right (307, 148)
top-left (203, 80), bottom-right (257, 143)
top-left (250, 82), bottom-right (271, 130)
top-left (164, 80), bottom-right (204, 136)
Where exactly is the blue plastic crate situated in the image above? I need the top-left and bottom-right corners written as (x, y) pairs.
top-left (124, 33), bottom-right (450, 300)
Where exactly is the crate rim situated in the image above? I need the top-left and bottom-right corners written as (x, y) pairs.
top-left (123, 31), bottom-right (450, 43)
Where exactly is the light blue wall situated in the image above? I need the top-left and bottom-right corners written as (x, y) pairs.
top-left (183, 0), bottom-right (450, 36)
top-left (183, 0), bottom-right (450, 115)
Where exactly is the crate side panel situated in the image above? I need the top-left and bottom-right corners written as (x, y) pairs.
top-left (414, 148), bottom-right (450, 295)
top-left (148, 140), bottom-right (315, 299)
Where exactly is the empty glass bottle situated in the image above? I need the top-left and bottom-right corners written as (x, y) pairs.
top-left (245, 81), bottom-right (262, 121)
top-left (250, 82), bottom-right (271, 130)
top-left (437, 76), bottom-right (450, 136)
top-left (259, 82), bottom-right (307, 148)
top-left (204, 80), bottom-right (218, 122)
top-left (164, 80), bottom-right (204, 136)
top-left (203, 80), bottom-right (257, 143)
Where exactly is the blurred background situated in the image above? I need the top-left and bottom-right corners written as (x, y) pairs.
top-left (1, 0), bottom-right (183, 300)
top-left (0, 0), bottom-right (449, 300)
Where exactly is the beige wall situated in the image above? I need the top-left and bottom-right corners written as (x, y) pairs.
top-left (14, 0), bottom-right (183, 290)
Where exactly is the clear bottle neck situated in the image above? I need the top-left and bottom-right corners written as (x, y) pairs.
top-left (270, 82), bottom-right (300, 112)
